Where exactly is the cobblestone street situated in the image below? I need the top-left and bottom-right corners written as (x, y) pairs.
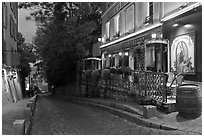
top-left (30, 95), bottom-right (191, 135)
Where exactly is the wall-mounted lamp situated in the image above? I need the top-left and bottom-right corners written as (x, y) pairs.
top-left (173, 21), bottom-right (182, 27)
top-left (124, 52), bottom-right (129, 56)
top-left (184, 24), bottom-right (193, 28)
top-left (160, 34), bottom-right (163, 38)
top-left (98, 38), bottom-right (102, 42)
top-left (119, 52), bottom-right (122, 56)
top-left (108, 54), bottom-right (112, 57)
top-left (151, 33), bottom-right (157, 39)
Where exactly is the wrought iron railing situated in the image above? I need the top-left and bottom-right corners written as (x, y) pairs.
top-left (81, 70), bottom-right (168, 103)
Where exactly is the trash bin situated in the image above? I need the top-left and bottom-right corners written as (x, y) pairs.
top-left (176, 84), bottom-right (202, 118)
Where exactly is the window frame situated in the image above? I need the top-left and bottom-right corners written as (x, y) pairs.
top-left (106, 21), bottom-right (110, 41)
top-left (125, 3), bottom-right (135, 34)
top-left (3, 3), bottom-right (8, 29)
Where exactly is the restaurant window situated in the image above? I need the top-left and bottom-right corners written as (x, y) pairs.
top-left (105, 21), bottom-right (110, 41)
top-left (125, 4), bottom-right (134, 33)
top-left (110, 55), bottom-right (115, 67)
top-left (124, 51), bottom-right (129, 67)
top-left (146, 46), bottom-right (155, 71)
top-left (119, 52), bottom-right (123, 67)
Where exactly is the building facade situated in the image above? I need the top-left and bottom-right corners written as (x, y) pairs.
top-left (100, 2), bottom-right (201, 82)
top-left (2, 2), bottom-right (19, 68)
top-left (2, 2), bottom-right (22, 105)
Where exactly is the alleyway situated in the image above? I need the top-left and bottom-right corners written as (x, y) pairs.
top-left (31, 95), bottom-right (191, 135)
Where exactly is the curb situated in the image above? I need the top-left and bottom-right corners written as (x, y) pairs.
top-left (55, 95), bottom-right (177, 130)
top-left (26, 94), bottom-right (38, 134)
top-left (13, 94), bottom-right (38, 135)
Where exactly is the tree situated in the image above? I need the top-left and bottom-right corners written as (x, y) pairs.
top-left (17, 32), bottom-right (37, 97)
top-left (19, 2), bottom-right (105, 88)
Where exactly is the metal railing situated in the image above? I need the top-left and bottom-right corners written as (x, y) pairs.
top-left (81, 70), bottom-right (168, 103)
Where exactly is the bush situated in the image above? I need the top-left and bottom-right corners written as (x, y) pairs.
top-left (110, 67), bottom-right (117, 74)
top-left (101, 69), bottom-right (111, 81)
top-left (120, 67), bottom-right (132, 75)
top-left (116, 68), bottom-right (123, 74)
top-left (91, 69), bottom-right (101, 82)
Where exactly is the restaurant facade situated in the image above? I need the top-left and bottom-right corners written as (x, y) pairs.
top-left (100, 2), bottom-right (202, 83)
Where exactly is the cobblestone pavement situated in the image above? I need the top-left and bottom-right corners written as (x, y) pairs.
top-left (30, 95), bottom-right (193, 135)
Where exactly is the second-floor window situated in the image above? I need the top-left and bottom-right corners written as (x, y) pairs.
top-left (106, 21), bottom-right (110, 41)
top-left (125, 4), bottom-right (135, 33)
top-left (145, 2), bottom-right (153, 24)
top-left (114, 14), bottom-right (120, 37)
top-left (3, 3), bottom-right (8, 28)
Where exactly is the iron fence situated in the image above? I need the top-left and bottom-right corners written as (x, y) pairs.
top-left (81, 70), bottom-right (168, 103)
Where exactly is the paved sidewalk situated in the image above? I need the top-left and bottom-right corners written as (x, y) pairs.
top-left (56, 95), bottom-right (202, 134)
top-left (2, 98), bottom-right (30, 135)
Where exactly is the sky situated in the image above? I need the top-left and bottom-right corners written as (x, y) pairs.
top-left (18, 8), bottom-right (37, 43)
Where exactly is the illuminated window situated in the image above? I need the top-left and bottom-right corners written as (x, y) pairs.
top-left (145, 2), bottom-right (153, 24)
top-left (114, 14), bottom-right (120, 36)
top-left (106, 21), bottom-right (110, 41)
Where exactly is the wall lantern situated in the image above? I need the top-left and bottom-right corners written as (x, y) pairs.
top-left (108, 54), bottom-right (112, 57)
top-left (119, 52), bottom-right (122, 56)
top-left (124, 52), bottom-right (129, 56)
top-left (173, 23), bottom-right (179, 27)
top-left (151, 33), bottom-right (157, 39)
top-left (160, 33), bottom-right (163, 38)
top-left (184, 24), bottom-right (193, 28)
top-left (98, 38), bottom-right (102, 42)
top-left (173, 21), bottom-right (182, 27)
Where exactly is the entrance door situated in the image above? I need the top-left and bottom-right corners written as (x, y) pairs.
top-left (134, 48), bottom-right (145, 71)
top-left (146, 43), bottom-right (167, 72)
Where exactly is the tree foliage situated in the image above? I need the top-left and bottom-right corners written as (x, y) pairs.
top-left (18, 32), bottom-right (37, 97)
top-left (19, 2), bottom-right (105, 88)
top-left (18, 32), bottom-right (37, 77)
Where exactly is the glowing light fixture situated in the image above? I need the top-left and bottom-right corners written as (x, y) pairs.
top-left (124, 52), bottom-right (129, 56)
top-left (108, 54), bottom-right (112, 57)
top-left (119, 52), bottom-right (122, 56)
top-left (151, 33), bottom-right (157, 39)
top-left (98, 38), bottom-right (102, 42)
top-left (184, 24), bottom-right (193, 28)
top-left (160, 34), bottom-right (163, 38)
top-left (173, 23), bottom-right (179, 27)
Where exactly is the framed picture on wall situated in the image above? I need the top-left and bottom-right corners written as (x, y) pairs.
top-left (170, 31), bottom-right (195, 74)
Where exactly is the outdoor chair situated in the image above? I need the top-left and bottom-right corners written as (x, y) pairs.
top-left (165, 72), bottom-right (175, 86)
top-left (166, 73), bottom-right (184, 99)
